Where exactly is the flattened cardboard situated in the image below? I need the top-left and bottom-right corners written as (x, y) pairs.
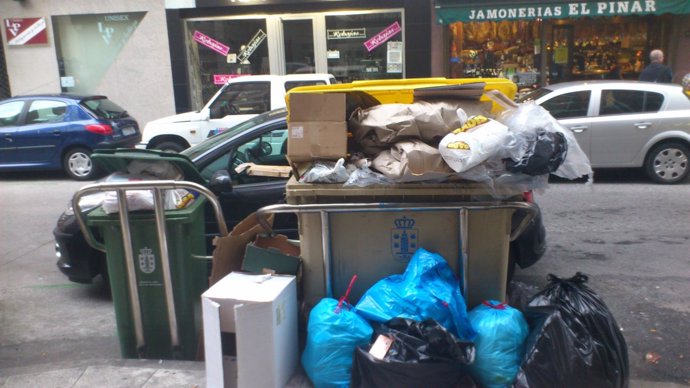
top-left (202, 273), bottom-right (298, 388)
top-left (287, 93), bottom-right (348, 162)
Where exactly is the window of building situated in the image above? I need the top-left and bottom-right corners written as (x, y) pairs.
top-left (325, 12), bottom-right (404, 83)
top-left (185, 19), bottom-right (269, 105)
top-left (52, 12), bottom-right (146, 93)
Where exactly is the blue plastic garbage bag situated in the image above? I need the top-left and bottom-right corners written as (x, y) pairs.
top-left (302, 297), bottom-right (374, 388)
top-left (354, 248), bottom-right (476, 341)
top-left (468, 300), bottom-right (528, 388)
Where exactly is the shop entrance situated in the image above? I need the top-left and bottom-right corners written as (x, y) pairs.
top-left (549, 25), bottom-right (574, 84)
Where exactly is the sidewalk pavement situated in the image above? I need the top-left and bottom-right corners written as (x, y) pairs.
top-left (2, 359), bottom-right (688, 388)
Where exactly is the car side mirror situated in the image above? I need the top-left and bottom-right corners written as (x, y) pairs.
top-left (202, 108), bottom-right (212, 121)
top-left (209, 170), bottom-right (233, 192)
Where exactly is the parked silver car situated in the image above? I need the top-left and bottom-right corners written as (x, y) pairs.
top-left (519, 80), bottom-right (690, 184)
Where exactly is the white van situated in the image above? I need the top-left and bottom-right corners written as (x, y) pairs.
top-left (140, 74), bottom-right (335, 151)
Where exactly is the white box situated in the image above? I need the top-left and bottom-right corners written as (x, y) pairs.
top-left (202, 272), bottom-right (298, 388)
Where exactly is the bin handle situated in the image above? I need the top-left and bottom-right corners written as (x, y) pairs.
top-left (255, 201), bottom-right (537, 237)
top-left (73, 180), bottom-right (229, 252)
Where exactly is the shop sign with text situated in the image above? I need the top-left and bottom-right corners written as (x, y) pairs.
top-left (436, 0), bottom-right (690, 23)
top-left (213, 74), bottom-right (247, 85)
top-left (364, 22), bottom-right (401, 52)
top-left (327, 28), bottom-right (366, 40)
top-left (193, 30), bottom-right (230, 56)
top-left (4, 17), bottom-right (48, 45)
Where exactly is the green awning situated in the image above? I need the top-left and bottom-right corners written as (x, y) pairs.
top-left (435, 0), bottom-right (690, 24)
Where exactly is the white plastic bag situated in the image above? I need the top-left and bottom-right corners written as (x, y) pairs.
top-left (498, 101), bottom-right (593, 181)
top-left (299, 158), bottom-right (350, 183)
top-left (438, 115), bottom-right (510, 173)
top-left (344, 160), bottom-right (394, 187)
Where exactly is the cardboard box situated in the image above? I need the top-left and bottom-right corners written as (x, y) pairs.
top-left (287, 92), bottom-right (347, 162)
top-left (202, 272), bottom-right (298, 388)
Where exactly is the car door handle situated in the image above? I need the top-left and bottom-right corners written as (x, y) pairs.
top-left (53, 129), bottom-right (61, 135)
top-left (634, 122), bottom-right (652, 129)
top-left (569, 125), bottom-right (588, 133)
top-left (4, 134), bottom-right (12, 142)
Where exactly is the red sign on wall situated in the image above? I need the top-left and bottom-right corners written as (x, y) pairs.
top-left (4, 17), bottom-right (48, 45)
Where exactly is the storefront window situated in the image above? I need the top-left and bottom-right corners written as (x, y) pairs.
top-left (185, 19), bottom-right (269, 105)
top-left (284, 19), bottom-right (315, 74)
top-left (449, 20), bottom-right (542, 88)
top-left (548, 18), bottom-right (649, 83)
top-left (325, 12), bottom-right (404, 83)
top-left (53, 12), bottom-right (146, 93)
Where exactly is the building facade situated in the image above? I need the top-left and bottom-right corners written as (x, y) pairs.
top-left (2, 0), bottom-right (689, 128)
top-left (0, 0), bottom-right (435, 125)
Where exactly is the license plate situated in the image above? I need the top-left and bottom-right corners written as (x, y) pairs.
top-left (122, 126), bottom-right (136, 136)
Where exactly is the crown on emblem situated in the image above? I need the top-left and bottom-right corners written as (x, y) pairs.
top-left (394, 216), bottom-right (415, 229)
top-left (141, 247), bottom-right (153, 255)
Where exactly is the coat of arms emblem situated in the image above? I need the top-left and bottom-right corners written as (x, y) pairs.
top-left (138, 247), bottom-right (156, 274)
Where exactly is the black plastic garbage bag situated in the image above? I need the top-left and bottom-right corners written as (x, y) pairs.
top-left (514, 273), bottom-right (629, 388)
top-left (506, 130), bottom-right (567, 176)
top-left (350, 318), bottom-right (475, 388)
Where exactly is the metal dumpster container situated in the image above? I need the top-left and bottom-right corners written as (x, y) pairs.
top-left (275, 178), bottom-right (534, 309)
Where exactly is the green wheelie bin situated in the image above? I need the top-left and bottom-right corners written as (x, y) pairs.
top-left (73, 150), bottom-right (227, 360)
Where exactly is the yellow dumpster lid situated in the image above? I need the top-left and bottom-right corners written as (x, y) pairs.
top-left (285, 77), bottom-right (517, 113)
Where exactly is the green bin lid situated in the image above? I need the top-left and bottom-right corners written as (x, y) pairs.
top-left (91, 149), bottom-right (206, 185)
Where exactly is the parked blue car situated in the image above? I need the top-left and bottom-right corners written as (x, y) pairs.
top-left (0, 94), bottom-right (141, 180)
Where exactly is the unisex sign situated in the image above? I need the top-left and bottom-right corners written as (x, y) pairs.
top-left (435, 0), bottom-right (690, 23)
top-left (4, 17), bottom-right (48, 45)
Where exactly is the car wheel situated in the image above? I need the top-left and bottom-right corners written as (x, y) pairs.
top-left (64, 147), bottom-right (99, 181)
top-left (153, 141), bottom-right (186, 153)
top-left (644, 142), bottom-right (690, 184)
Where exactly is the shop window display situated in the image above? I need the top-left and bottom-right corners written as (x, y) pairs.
top-left (449, 16), bottom-right (659, 87)
top-left (185, 19), bottom-right (269, 105)
top-left (325, 12), bottom-right (404, 83)
top-left (449, 20), bottom-right (541, 88)
top-left (563, 19), bottom-right (648, 82)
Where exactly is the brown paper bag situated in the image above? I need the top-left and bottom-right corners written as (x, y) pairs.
top-left (208, 212), bottom-right (275, 286)
top-left (372, 139), bottom-right (454, 182)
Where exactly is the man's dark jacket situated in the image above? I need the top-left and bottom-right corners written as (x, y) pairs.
top-left (639, 63), bottom-right (673, 83)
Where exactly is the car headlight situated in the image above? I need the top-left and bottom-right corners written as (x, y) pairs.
top-left (64, 192), bottom-right (107, 216)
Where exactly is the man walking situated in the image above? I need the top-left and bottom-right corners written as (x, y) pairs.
top-left (639, 49), bottom-right (673, 83)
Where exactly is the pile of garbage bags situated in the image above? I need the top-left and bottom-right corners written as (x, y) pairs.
top-left (302, 249), bottom-right (628, 388)
top-left (299, 96), bottom-right (593, 199)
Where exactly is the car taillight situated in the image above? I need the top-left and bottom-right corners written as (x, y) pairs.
top-left (85, 124), bottom-right (113, 135)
